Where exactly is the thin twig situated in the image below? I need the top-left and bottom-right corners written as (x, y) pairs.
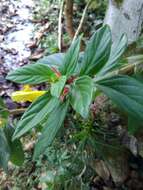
top-left (72, 0), bottom-right (91, 42)
top-left (58, 0), bottom-right (65, 51)
top-left (78, 165), bottom-right (86, 179)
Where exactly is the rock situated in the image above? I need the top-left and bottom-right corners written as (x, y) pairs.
top-left (117, 125), bottom-right (138, 156)
top-left (139, 142), bottom-right (143, 158)
top-left (126, 178), bottom-right (143, 190)
top-left (130, 170), bottom-right (139, 179)
top-left (92, 159), bottom-right (110, 181)
top-left (103, 187), bottom-right (112, 190)
top-left (105, 151), bottom-right (129, 184)
top-left (92, 176), bottom-right (105, 189)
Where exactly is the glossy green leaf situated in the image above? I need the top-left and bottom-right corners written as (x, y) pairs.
top-left (34, 101), bottom-right (69, 159)
top-left (96, 75), bottom-right (143, 121)
top-left (38, 52), bottom-right (85, 76)
top-left (60, 37), bottom-right (81, 77)
top-left (38, 53), bottom-right (65, 69)
top-left (4, 125), bottom-right (24, 166)
top-left (128, 117), bottom-right (143, 135)
top-left (13, 93), bottom-right (60, 140)
top-left (6, 63), bottom-right (57, 84)
top-left (80, 25), bottom-right (111, 76)
top-left (70, 76), bottom-right (93, 118)
top-left (51, 76), bottom-right (67, 98)
top-left (99, 34), bottom-right (127, 75)
top-left (133, 73), bottom-right (143, 84)
top-left (0, 129), bottom-right (10, 171)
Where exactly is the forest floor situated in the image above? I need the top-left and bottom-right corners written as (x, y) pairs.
top-left (1, 0), bottom-right (143, 190)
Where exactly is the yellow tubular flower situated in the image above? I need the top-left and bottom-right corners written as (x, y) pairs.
top-left (11, 85), bottom-right (46, 103)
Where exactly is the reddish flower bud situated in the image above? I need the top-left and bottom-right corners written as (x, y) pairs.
top-left (60, 86), bottom-right (70, 101)
top-left (63, 86), bottom-right (70, 95)
top-left (67, 76), bottom-right (77, 84)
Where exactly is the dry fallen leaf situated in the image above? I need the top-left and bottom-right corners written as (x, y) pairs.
top-left (30, 49), bottom-right (45, 60)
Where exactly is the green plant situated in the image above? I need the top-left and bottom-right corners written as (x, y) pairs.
top-left (6, 25), bottom-right (143, 162)
top-left (0, 97), bottom-right (24, 171)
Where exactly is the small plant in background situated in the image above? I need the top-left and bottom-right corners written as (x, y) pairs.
top-left (5, 25), bottom-right (143, 188)
top-left (0, 97), bottom-right (24, 172)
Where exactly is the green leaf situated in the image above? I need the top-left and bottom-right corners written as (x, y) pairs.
top-left (60, 37), bottom-right (81, 77)
top-left (128, 117), bottom-right (143, 135)
top-left (0, 97), bottom-right (9, 119)
top-left (51, 76), bottom-right (67, 98)
top-left (96, 75), bottom-right (143, 121)
top-left (0, 97), bottom-right (6, 108)
top-left (6, 63), bottom-right (57, 84)
top-left (127, 55), bottom-right (143, 65)
top-left (13, 93), bottom-right (60, 140)
top-left (70, 76), bottom-right (93, 118)
top-left (38, 53), bottom-right (65, 69)
top-left (133, 73), bottom-right (143, 83)
top-left (0, 129), bottom-right (10, 171)
top-left (4, 125), bottom-right (24, 166)
top-left (0, 97), bottom-right (9, 127)
top-left (34, 101), bottom-right (69, 159)
top-left (80, 25), bottom-right (111, 76)
top-left (99, 34), bottom-right (127, 75)
top-left (38, 52), bottom-right (85, 76)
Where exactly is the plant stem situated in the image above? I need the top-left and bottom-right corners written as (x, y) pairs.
top-left (64, 0), bottom-right (75, 39)
top-left (58, 0), bottom-right (65, 51)
top-left (72, 0), bottom-right (91, 42)
top-left (94, 61), bottom-right (143, 83)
